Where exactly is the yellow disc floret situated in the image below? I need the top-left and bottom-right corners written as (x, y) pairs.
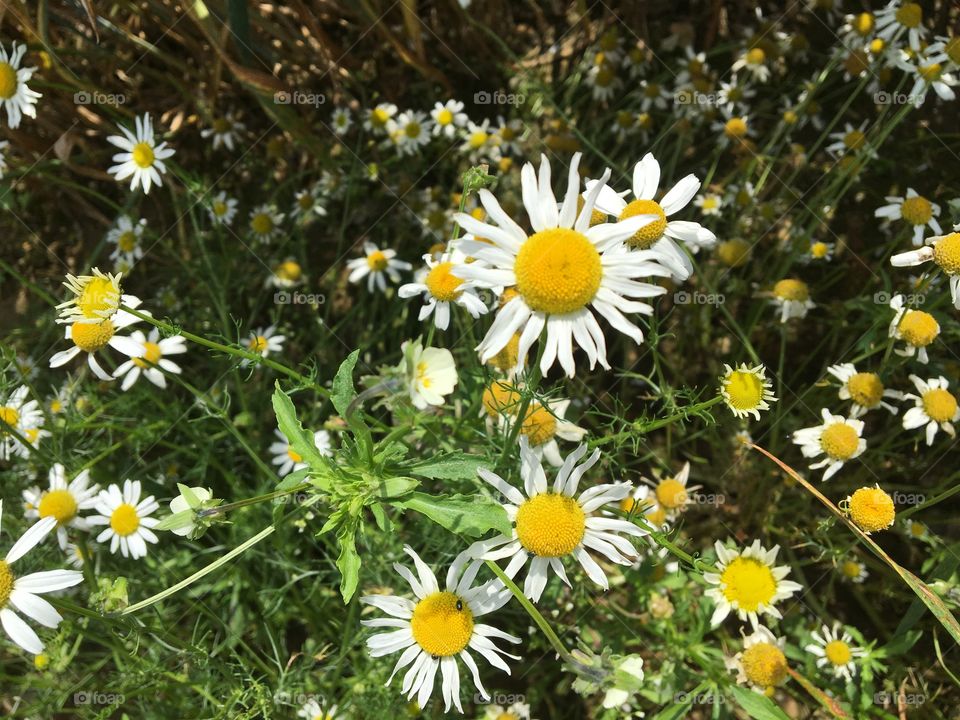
top-left (515, 493), bottom-right (586, 557)
top-left (900, 196), bottom-right (932, 226)
top-left (0, 62), bottom-right (17, 99)
top-left (618, 200), bottom-right (667, 249)
top-left (720, 556), bottom-right (777, 611)
top-left (133, 341), bottom-right (162, 369)
top-left (110, 503), bottom-right (141, 536)
top-left (847, 372), bottom-right (883, 408)
top-left (514, 228), bottom-right (602, 314)
top-left (249, 335), bottom-right (268, 353)
top-left (820, 422), bottom-right (860, 460)
top-left (655, 478), bottom-right (687, 510)
top-left (72, 319), bottom-right (116, 353)
top-left (482, 381), bottom-right (520, 418)
top-left (746, 48), bottom-right (766, 65)
top-left (38, 489), bottom-right (78, 525)
top-left (131, 142), bottom-right (155, 169)
top-left (425, 262), bottom-right (464, 302)
top-left (487, 332), bottom-right (521, 373)
top-left (0, 406), bottom-right (20, 429)
top-left (933, 233), bottom-right (960, 274)
top-left (741, 642), bottom-right (788, 689)
top-left (366, 251), bottom-right (389, 272)
top-left (250, 213), bottom-right (274, 235)
top-left (410, 591), bottom-right (474, 657)
top-left (0, 560), bottom-right (13, 608)
top-left (824, 640), bottom-right (852, 666)
top-left (773, 279), bottom-right (809, 302)
top-left (898, 310), bottom-right (938, 347)
top-left (724, 370), bottom-right (765, 412)
top-left (718, 239), bottom-right (751, 267)
top-left (724, 117), bottom-right (749, 139)
top-left (520, 403), bottom-right (557, 447)
top-left (848, 486), bottom-right (895, 533)
top-left (922, 388), bottom-right (957, 422)
top-left (78, 276), bottom-right (120, 319)
top-left (895, 2), bottom-right (922, 28)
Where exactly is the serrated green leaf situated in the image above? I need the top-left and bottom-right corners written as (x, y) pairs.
top-left (730, 686), bottom-right (791, 720)
top-left (407, 453), bottom-right (489, 481)
top-left (396, 492), bottom-right (511, 538)
top-left (271, 384), bottom-right (331, 491)
top-left (336, 523), bottom-right (361, 603)
top-left (332, 350), bottom-right (360, 417)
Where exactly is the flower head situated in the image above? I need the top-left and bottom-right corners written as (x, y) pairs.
top-left (805, 622), bottom-right (865, 681)
top-left (843, 485), bottom-right (896, 534)
top-left (721, 363), bottom-right (777, 419)
top-left (792, 409), bottom-right (866, 481)
top-left (0, 42), bottom-right (41, 129)
top-left (705, 540), bottom-right (802, 627)
top-left (901, 374), bottom-right (959, 445)
top-left (107, 113), bottom-right (175, 194)
top-left (88, 480), bottom-right (160, 558)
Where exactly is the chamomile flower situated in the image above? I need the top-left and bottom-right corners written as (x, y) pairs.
top-left (390, 110), bottom-right (431, 155)
top-left (106, 113), bottom-right (175, 194)
top-left (727, 626), bottom-right (789, 695)
top-left (705, 540), bottom-right (803, 627)
top-left (461, 119), bottom-right (501, 162)
top-left (807, 240), bottom-right (835, 262)
top-left (638, 79), bottom-right (670, 111)
top-left (469, 439), bottom-right (646, 601)
top-left (891, 228), bottom-right (960, 308)
top-left (842, 485), bottom-right (895, 534)
top-left (888, 294), bottom-right (939, 362)
top-left (269, 427), bottom-right (332, 476)
top-left (720, 363), bottom-right (776, 420)
top-left (248, 204), bottom-right (285, 243)
top-left (364, 102), bottom-right (397, 134)
top-left (875, 188), bottom-right (941, 246)
top-left (507, 396), bottom-right (587, 467)
top-left (875, 1), bottom-right (927, 52)
top-left (0, 385), bottom-right (43, 461)
top-left (717, 78), bottom-right (756, 113)
top-left (0, 501), bottom-right (84, 654)
top-left (331, 107), bottom-right (352, 135)
top-left (805, 623), bottom-right (865, 682)
top-left (770, 278), bottom-right (815, 322)
top-left (640, 462), bottom-right (699, 518)
top-left (399, 338), bottom-right (458, 410)
top-left (732, 47), bottom-right (772, 82)
top-left (347, 242), bottom-right (412, 293)
top-left (430, 100), bottom-right (467, 137)
top-left (22, 464), bottom-right (99, 550)
top-left (63, 542), bottom-right (90, 569)
top-left (484, 702), bottom-right (531, 719)
top-left (49, 301), bottom-right (146, 381)
top-left (693, 193), bottom-right (723, 216)
top-left (896, 48), bottom-right (958, 105)
top-left (587, 61), bottom-right (620, 102)
top-left (399, 251), bottom-right (488, 330)
top-left (713, 113), bottom-right (753, 148)
top-left (243, 325), bottom-right (285, 364)
top-left (112, 328), bottom-right (187, 390)
top-left (201, 114), bottom-right (245, 151)
top-left (903, 518), bottom-right (928, 540)
top-left (791, 409), bottom-right (866, 481)
top-left (360, 546), bottom-right (519, 713)
top-left (88, 480), bottom-right (159, 559)
top-left (107, 215), bottom-right (147, 267)
top-left (291, 185), bottom-right (327, 222)
top-left (619, 485), bottom-right (670, 530)
top-left (208, 191), bottom-right (238, 225)
top-left (826, 120), bottom-right (873, 158)
top-left (297, 698), bottom-right (338, 720)
top-left (493, 117), bottom-right (524, 156)
top-left (56, 268), bottom-right (130, 325)
top-left (901, 374), bottom-right (959, 445)
top-left (838, 557), bottom-right (868, 583)
top-left (0, 42), bottom-right (41, 129)
top-left (840, 11), bottom-right (876, 45)
top-left (826, 363), bottom-right (900, 417)
top-left (268, 259), bottom-right (305, 289)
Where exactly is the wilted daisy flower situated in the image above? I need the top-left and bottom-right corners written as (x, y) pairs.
top-left (705, 540), bottom-right (802, 627)
top-left (693, 192), bottom-right (722, 216)
top-left (454, 152), bottom-right (673, 378)
top-left (888, 294), bottom-right (939, 362)
top-left (297, 698), bottom-right (338, 720)
top-left (363, 102), bottom-right (397, 134)
top-left (469, 440), bottom-right (645, 601)
top-left (269, 427), bottom-right (332, 476)
top-left (720, 363), bottom-right (776, 420)
top-left (208, 191), bottom-right (238, 225)
top-left (360, 546), bottom-right (519, 713)
top-left (891, 227), bottom-right (960, 307)
top-left (399, 338), bottom-right (458, 410)
top-left (805, 623), bottom-right (865, 682)
top-left (22, 464), bottom-right (99, 549)
top-left (248, 204), bottom-right (284, 243)
top-left (88, 480), bottom-right (159, 559)
top-left (201, 114), bottom-right (244, 151)
top-left (112, 328), bottom-right (187, 390)
top-left (107, 113), bottom-right (175, 194)
top-left (107, 215), bottom-right (147, 267)
top-left (732, 47), bottom-right (772, 82)
top-left (842, 485), bottom-right (895, 534)
top-left (243, 325), bottom-right (285, 364)
top-left (901, 374), bottom-right (959, 445)
top-left (727, 626), bottom-right (788, 695)
top-left (0, 42), bottom-right (41, 129)
top-left (875, 188), bottom-right (941, 245)
top-left (587, 151), bottom-right (717, 278)
top-left (398, 251), bottom-right (488, 330)
top-left (430, 100), bottom-right (467, 137)
top-left (267, 259), bottom-right (305, 289)
top-left (49, 301), bottom-right (146, 381)
top-left (56, 268), bottom-right (129, 325)
top-left (0, 501), bottom-right (84, 654)
top-left (770, 279), bottom-right (815, 322)
top-left (826, 363), bottom-right (900, 417)
top-left (346, 242), bottom-right (414, 294)
top-left (331, 107), bottom-right (352, 135)
top-left (0, 385), bottom-right (43, 461)
top-left (792, 409), bottom-right (866, 481)
top-left (875, 0), bottom-right (927, 51)
top-left (291, 185), bottom-right (327, 222)
top-left (838, 557), bottom-right (868, 583)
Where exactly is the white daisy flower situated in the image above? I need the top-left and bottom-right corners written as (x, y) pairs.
top-left (208, 191), bottom-right (238, 225)
top-left (347, 242), bottom-right (412, 293)
top-left (717, 78), bottom-right (756, 113)
top-left (838, 557), bottom-right (868, 583)
top-left (248, 204), bottom-right (285, 243)
top-left (107, 215), bottom-right (147, 266)
top-left (493, 116), bottom-right (524, 155)
top-left (431, 100), bottom-right (467, 137)
top-left (88, 480), bottom-right (160, 559)
top-left (514, 397), bottom-right (586, 468)
top-left (297, 697), bottom-right (338, 720)
top-left (483, 702), bottom-right (532, 719)
top-left (360, 546), bottom-right (519, 713)
top-left (888, 294), bottom-right (939, 363)
top-left (586, 151), bottom-right (717, 278)
top-left (454, 152), bottom-right (673, 378)
top-left (826, 363), bottom-right (901, 417)
top-left (292, 186), bottom-right (327, 221)
top-left (364, 102), bottom-right (398, 134)
top-left (704, 540), bottom-right (803, 627)
top-left (112, 328), bottom-right (187, 390)
top-left (469, 439), bottom-right (646, 602)
top-left (267, 259), bottom-right (305, 289)
top-left (901, 374), bottom-right (959, 445)
top-left (49, 300), bottom-right (146, 381)
top-left (63, 542), bottom-right (91, 569)
top-left (640, 462), bottom-right (701, 519)
top-left (638, 79), bottom-right (669, 111)
top-left (201, 114), bottom-right (244, 151)
top-left (791, 409), bottom-right (866, 481)
top-left (839, 11), bottom-right (877, 45)
top-left (387, 110), bottom-right (431, 155)
top-left (0, 501), bottom-right (84, 654)
top-left (0, 42), bottom-right (41, 129)
top-left (693, 193), bottom-right (723, 216)
top-left (0, 385), bottom-right (43, 461)
top-left (399, 251), bottom-right (488, 330)
top-left (891, 227), bottom-right (960, 308)
top-left (460, 119), bottom-right (501, 162)
top-left (726, 625), bottom-right (789, 694)
top-left (269, 427), bottom-right (332, 476)
top-left (875, 0), bottom-right (927, 52)
top-left (331, 107), bottom-right (352, 135)
top-left (874, 188), bottom-right (941, 246)
top-left (720, 363), bottom-right (777, 420)
top-left (895, 48), bottom-right (958, 105)
top-left (807, 240), bottom-right (835, 262)
top-left (712, 112), bottom-right (754, 148)
top-left (587, 61), bottom-right (620, 102)
top-left (825, 120), bottom-right (874, 158)
top-left (770, 279), bottom-right (815, 322)
top-left (731, 47), bottom-right (772, 82)
top-left (805, 622), bottom-right (865, 682)
top-left (107, 113), bottom-right (175, 194)
top-left (22, 464), bottom-right (100, 550)
top-left (399, 338), bottom-right (458, 410)
top-left (243, 325), bottom-right (286, 365)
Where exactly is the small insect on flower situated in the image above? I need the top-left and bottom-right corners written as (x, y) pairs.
top-left (875, 188), bottom-right (941, 246)
top-left (900, 374), bottom-right (959, 445)
top-left (0, 501), bottom-right (84, 654)
top-left (805, 622), bottom-right (866, 682)
top-left (770, 278), bottom-right (815, 322)
top-left (360, 546), bottom-right (519, 713)
top-left (842, 485), bottom-right (896, 534)
top-left (826, 363), bottom-right (901, 417)
top-left (792, 409), bottom-right (866, 481)
top-left (112, 328), bottom-right (187, 390)
top-left (891, 226), bottom-right (960, 308)
top-left (705, 540), bottom-right (803, 628)
top-left (398, 251), bottom-right (489, 331)
top-left (0, 42), bottom-right (41, 129)
top-left (22, 464), bottom-right (100, 550)
top-left (208, 191), bottom-right (239, 226)
top-left (726, 626), bottom-right (789, 696)
top-left (888, 294), bottom-right (939, 363)
top-left (107, 113), bottom-right (175, 194)
top-left (347, 242), bottom-right (412, 294)
top-left (88, 480), bottom-right (160, 559)
top-left (720, 363), bottom-right (777, 420)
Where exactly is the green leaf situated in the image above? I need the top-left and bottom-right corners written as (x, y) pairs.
top-left (373, 476), bottom-right (419, 499)
top-left (332, 350), bottom-right (360, 417)
top-left (395, 492), bottom-right (511, 538)
top-left (336, 522), bottom-right (361, 603)
top-left (276, 467), bottom-right (310, 492)
top-left (730, 686), bottom-right (791, 720)
top-left (271, 384), bottom-right (331, 491)
top-left (406, 452), bottom-right (489, 481)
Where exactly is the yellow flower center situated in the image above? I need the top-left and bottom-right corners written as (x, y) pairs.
top-left (824, 640), bottom-right (852, 666)
top-left (404, 121), bottom-right (422, 139)
top-left (275, 260), bottom-right (302, 282)
top-left (945, 37), bottom-right (960, 65)
top-left (132, 341), bottom-right (162, 369)
top-left (212, 118), bottom-right (231, 133)
top-left (0, 560), bottom-right (13, 608)
top-left (515, 493), bottom-right (586, 557)
top-left (0, 62), bottom-right (18, 99)
top-left (72, 319), bottom-right (116, 353)
top-left (922, 387), bottom-right (957, 422)
top-left (741, 642), bottom-right (788, 689)
top-left (298, 194), bottom-right (314, 210)
top-left (576, 195), bottom-right (607, 226)
top-left (701, 196), bottom-right (720, 211)
top-left (117, 231), bottom-right (138, 253)
top-left (869, 38), bottom-right (886, 54)
top-left (595, 65), bottom-right (615, 87)
top-left (251, 213), bottom-right (274, 235)
top-left (78, 277), bottom-right (119, 318)
top-left (425, 262), bottom-right (464, 302)
top-left (746, 48), bottom-right (766, 65)
top-left (810, 242), bottom-right (830, 259)
top-left (213, 201), bottom-right (228, 216)
top-left (843, 130), bottom-right (866, 150)
top-left (724, 370), bottom-right (765, 412)
top-left (655, 478), bottom-right (687, 509)
top-left (773, 278), bottom-right (809, 302)
top-left (820, 422), bottom-right (860, 460)
top-left (933, 233), bottom-right (960, 274)
top-left (853, 12), bottom-right (874, 35)
top-left (38, 489), bottom-right (79, 525)
top-left (249, 335), bottom-right (268, 353)
top-left (718, 239), bottom-right (751, 267)
top-left (500, 125), bottom-right (516, 141)
top-left (482, 381), bottom-right (520, 418)
top-left (487, 332), bottom-right (521, 373)
top-left (366, 250), bottom-right (389, 272)
top-left (720, 556), bottom-right (777, 611)
top-left (643, 82), bottom-right (661, 98)
top-left (371, 108), bottom-right (390, 127)
top-left (469, 131), bottom-right (488, 149)
top-left (110, 503), bottom-right (141, 536)
top-left (131, 142), bottom-right (155, 169)
top-left (520, 403), bottom-right (557, 447)
top-left (783, 109), bottom-right (798, 125)
top-left (287, 447), bottom-right (303, 463)
top-left (919, 63), bottom-right (942, 82)
top-left (900, 196), bottom-right (933, 226)
top-left (436, 108), bottom-right (453, 125)
top-left (0, 406), bottom-right (20, 429)
top-left (514, 228), bottom-right (602, 314)
top-left (848, 487), bottom-right (895, 533)
top-left (898, 310), bottom-right (938, 347)
top-left (410, 591), bottom-right (474, 656)
top-left (895, 2), bottom-right (922, 28)
top-left (618, 199), bottom-right (667, 249)
top-left (841, 560), bottom-right (862, 578)
top-left (724, 117), bottom-right (749, 139)
top-left (847, 372), bottom-right (883, 408)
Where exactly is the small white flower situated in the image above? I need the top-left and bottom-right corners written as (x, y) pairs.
top-left (792, 409), bottom-right (866, 481)
top-left (0, 42), bottom-right (41, 129)
top-left (107, 215), bottom-right (147, 267)
top-left (331, 107), bottom-right (352, 135)
top-left (826, 363), bottom-right (901, 417)
top-left (49, 300), bottom-right (147, 381)
top-left (875, 188), bottom-right (941, 246)
top-left (901, 374), bottom-right (959, 445)
top-left (297, 697), bottom-right (338, 720)
top-left (705, 540), bottom-right (802, 627)
top-left (430, 100), bottom-right (467, 137)
top-left (22, 464), bottom-right (100, 550)
top-left (208, 191), bottom-right (239, 225)
top-left (398, 251), bottom-right (488, 331)
top-left (805, 622), bottom-right (865, 682)
top-left (107, 113), bottom-right (175, 194)
top-left (400, 339), bottom-right (458, 410)
top-left (248, 204), bottom-right (285, 242)
top-left (269, 427), bottom-right (332, 476)
top-left (770, 279), bottom-right (815, 322)
top-left (200, 114), bottom-right (245, 151)
top-left (167, 485), bottom-right (214, 538)
top-left (88, 480), bottom-right (159, 559)
top-left (243, 325), bottom-right (286, 364)
top-left (347, 242), bottom-right (412, 293)
top-left (888, 294), bottom-right (939, 363)
top-left (0, 385), bottom-right (44, 461)
top-left (363, 102), bottom-right (397, 134)
top-left (875, 0), bottom-right (928, 52)
top-left (112, 328), bottom-right (187, 390)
